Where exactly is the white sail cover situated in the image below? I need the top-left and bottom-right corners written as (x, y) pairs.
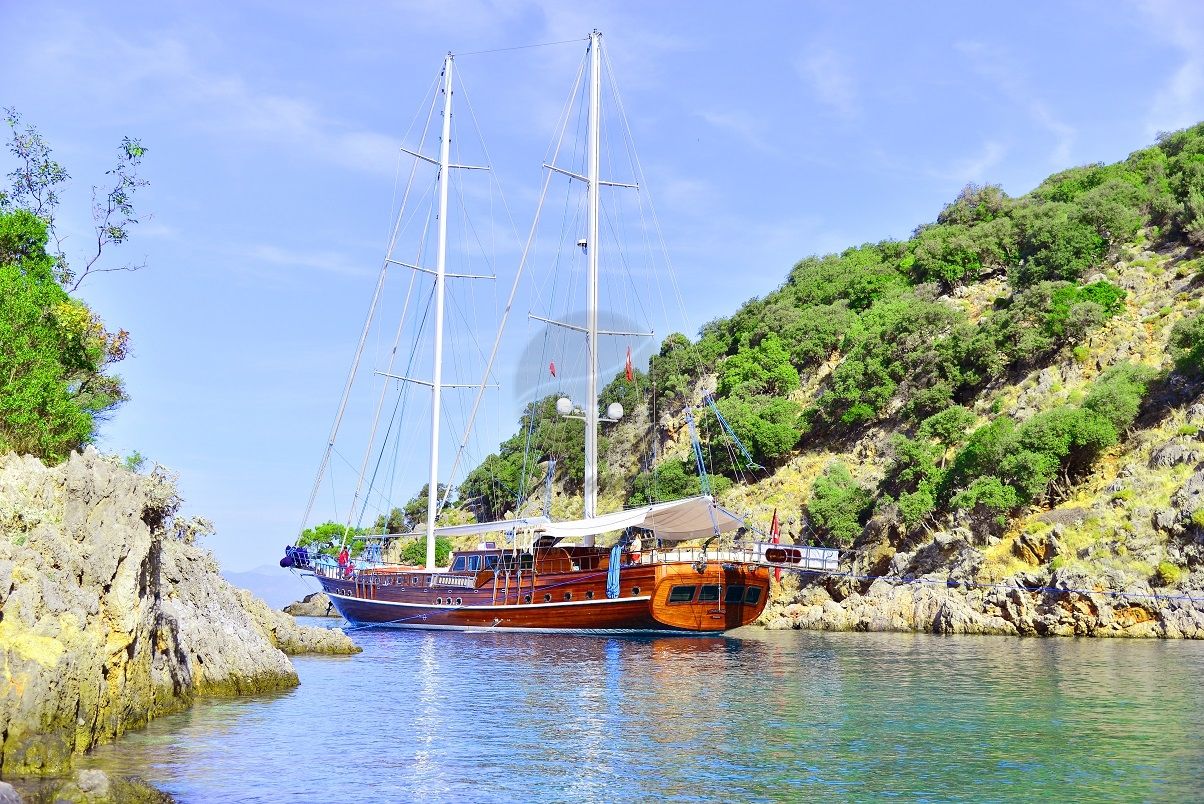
top-left (429, 496), bottom-right (743, 542)
top-left (543, 496), bottom-right (744, 542)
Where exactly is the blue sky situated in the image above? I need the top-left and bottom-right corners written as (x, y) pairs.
top-left (3, 1), bottom-right (1203, 572)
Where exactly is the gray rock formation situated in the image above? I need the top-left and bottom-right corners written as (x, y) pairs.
top-left (763, 570), bottom-right (1204, 638)
top-left (283, 591), bottom-right (339, 618)
top-left (0, 449), bottom-right (359, 778)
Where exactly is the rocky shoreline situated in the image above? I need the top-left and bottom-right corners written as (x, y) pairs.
top-left (0, 449), bottom-right (360, 799)
top-left (762, 571), bottom-right (1204, 638)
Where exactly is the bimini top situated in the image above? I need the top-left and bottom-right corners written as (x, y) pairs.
top-left (430, 496), bottom-right (744, 542)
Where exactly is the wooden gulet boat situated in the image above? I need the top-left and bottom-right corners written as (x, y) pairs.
top-left (289, 31), bottom-right (838, 634)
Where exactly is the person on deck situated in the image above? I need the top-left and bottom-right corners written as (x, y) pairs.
top-left (628, 534), bottom-right (642, 565)
top-left (337, 546), bottom-right (351, 577)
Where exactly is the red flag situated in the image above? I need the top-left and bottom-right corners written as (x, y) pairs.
top-left (549, 361), bottom-right (556, 378)
top-left (769, 508), bottom-right (781, 582)
top-left (625, 346), bottom-right (634, 383)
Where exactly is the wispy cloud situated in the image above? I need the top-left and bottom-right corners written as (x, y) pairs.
top-left (935, 140), bottom-right (1008, 184)
top-left (1139, 0), bottom-right (1204, 136)
top-left (795, 48), bottom-right (859, 119)
top-left (246, 244), bottom-right (370, 277)
top-left (956, 41), bottom-right (1075, 166)
top-left (29, 21), bottom-right (400, 175)
top-left (697, 109), bottom-right (774, 153)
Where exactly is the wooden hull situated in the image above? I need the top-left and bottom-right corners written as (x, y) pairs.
top-left (314, 560), bottom-right (769, 634)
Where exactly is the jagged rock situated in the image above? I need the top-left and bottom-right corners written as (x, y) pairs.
top-left (284, 591), bottom-right (339, 617)
top-left (1013, 532), bottom-right (1055, 565)
top-left (1172, 468), bottom-right (1204, 524)
top-left (238, 589), bottom-right (356, 654)
top-left (0, 782), bottom-right (19, 804)
top-left (0, 449), bottom-right (359, 779)
top-left (1155, 509), bottom-right (1180, 531)
top-left (1149, 441), bottom-right (1202, 468)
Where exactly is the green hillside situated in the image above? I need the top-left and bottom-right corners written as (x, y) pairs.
top-left (444, 123), bottom-right (1204, 629)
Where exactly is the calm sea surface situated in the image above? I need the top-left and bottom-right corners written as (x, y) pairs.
top-left (81, 622), bottom-right (1204, 802)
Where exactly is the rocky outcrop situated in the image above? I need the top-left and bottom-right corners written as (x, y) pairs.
top-left (283, 591), bottom-right (338, 618)
top-left (763, 568), bottom-right (1204, 638)
top-left (0, 449), bottom-right (359, 779)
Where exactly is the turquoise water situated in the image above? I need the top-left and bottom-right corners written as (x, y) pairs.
top-left (82, 624), bottom-right (1204, 802)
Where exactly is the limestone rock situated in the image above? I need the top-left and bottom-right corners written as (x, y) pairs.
top-left (237, 589), bottom-right (358, 654)
top-left (1149, 441), bottom-right (1202, 468)
top-left (283, 591), bottom-right (339, 618)
top-left (0, 449), bottom-right (356, 778)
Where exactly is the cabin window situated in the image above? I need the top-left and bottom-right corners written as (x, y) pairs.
top-left (564, 592), bottom-right (572, 601)
top-left (725, 585), bottom-right (744, 602)
top-left (698, 585), bottom-right (720, 603)
top-left (484, 555), bottom-right (499, 570)
top-left (585, 590), bottom-right (595, 600)
top-left (451, 556), bottom-right (467, 572)
top-left (543, 593), bottom-right (552, 603)
top-left (744, 587), bottom-right (762, 605)
top-left (668, 585), bottom-right (696, 603)
top-left (468, 555), bottom-right (482, 571)
top-left (631, 586), bottom-right (641, 595)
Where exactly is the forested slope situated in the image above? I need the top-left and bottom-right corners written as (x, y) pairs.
top-left (449, 123), bottom-right (1204, 635)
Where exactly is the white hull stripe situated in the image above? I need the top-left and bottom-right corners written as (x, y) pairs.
top-left (326, 591), bottom-right (652, 610)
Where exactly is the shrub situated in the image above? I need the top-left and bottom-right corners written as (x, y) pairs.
top-left (1011, 202), bottom-right (1107, 287)
top-left (1191, 508), bottom-right (1204, 530)
top-left (1082, 362), bottom-right (1159, 431)
top-left (808, 463), bottom-right (873, 546)
top-left (1169, 312), bottom-right (1204, 376)
top-left (1155, 560), bottom-right (1182, 586)
top-left (714, 395), bottom-right (804, 463)
top-left (401, 536), bottom-right (453, 567)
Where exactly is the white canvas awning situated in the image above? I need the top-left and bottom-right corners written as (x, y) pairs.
top-left (542, 496), bottom-right (744, 542)
top-left (423, 496), bottom-right (744, 543)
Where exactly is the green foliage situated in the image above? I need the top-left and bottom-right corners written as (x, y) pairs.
top-left (123, 450), bottom-right (147, 473)
top-left (713, 395), bottom-right (804, 463)
top-left (1081, 362), bottom-right (1159, 431)
top-left (949, 476), bottom-right (1020, 519)
top-left (807, 463), bottom-right (873, 546)
top-left (918, 406), bottom-right (976, 450)
top-left (374, 507), bottom-right (407, 534)
top-left (717, 334), bottom-right (799, 396)
top-left (1155, 560), bottom-right (1182, 586)
top-left (1169, 312), bottom-right (1204, 375)
top-left (297, 521), bottom-right (364, 558)
top-left (401, 536), bottom-right (453, 567)
top-left (0, 210), bottom-right (128, 462)
top-left (627, 458), bottom-right (732, 506)
top-left (1191, 508), bottom-right (1204, 529)
top-left (1011, 201), bottom-right (1107, 287)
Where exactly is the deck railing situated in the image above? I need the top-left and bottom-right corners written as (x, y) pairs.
top-left (296, 539), bottom-right (841, 580)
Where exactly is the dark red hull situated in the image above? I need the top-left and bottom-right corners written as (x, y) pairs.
top-left (313, 560), bottom-right (768, 634)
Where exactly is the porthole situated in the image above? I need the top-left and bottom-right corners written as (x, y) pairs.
top-left (524, 594), bottom-right (532, 603)
top-left (455, 597), bottom-right (463, 606)
top-left (631, 586), bottom-right (641, 595)
top-left (543, 593), bottom-right (552, 603)
top-left (564, 592), bottom-right (572, 601)
top-left (585, 590), bottom-right (595, 600)
top-left (436, 597), bottom-right (443, 605)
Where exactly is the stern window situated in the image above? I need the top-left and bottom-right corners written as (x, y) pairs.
top-left (725, 585), bottom-right (745, 602)
top-left (698, 585), bottom-right (720, 603)
top-left (744, 586), bottom-right (762, 605)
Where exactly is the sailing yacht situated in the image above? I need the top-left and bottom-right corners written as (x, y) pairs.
top-left (288, 31), bottom-right (837, 634)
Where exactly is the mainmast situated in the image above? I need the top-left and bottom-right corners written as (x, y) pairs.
top-left (425, 53), bottom-right (454, 570)
top-left (583, 30), bottom-right (602, 533)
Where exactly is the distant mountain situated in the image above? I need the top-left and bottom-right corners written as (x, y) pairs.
top-left (223, 564), bottom-right (313, 610)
